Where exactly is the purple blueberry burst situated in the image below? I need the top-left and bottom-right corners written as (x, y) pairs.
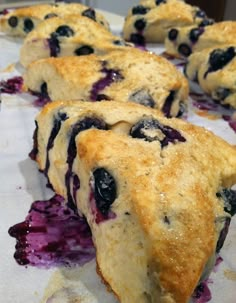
top-left (90, 61), bottom-right (123, 101)
top-left (0, 76), bottom-right (23, 94)
top-left (8, 195), bottom-right (95, 268)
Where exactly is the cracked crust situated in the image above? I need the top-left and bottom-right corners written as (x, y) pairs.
top-left (24, 48), bottom-right (189, 117)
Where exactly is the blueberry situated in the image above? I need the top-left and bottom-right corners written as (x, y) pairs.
top-left (82, 8), bottom-right (96, 21)
top-left (44, 13), bottom-right (58, 19)
top-left (168, 28), bottom-right (178, 41)
top-left (129, 89), bottom-right (155, 108)
top-left (74, 46), bottom-right (94, 56)
top-left (23, 18), bottom-right (34, 33)
top-left (8, 16), bottom-right (18, 27)
top-left (216, 188), bottom-right (236, 216)
top-left (130, 118), bottom-right (186, 147)
top-left (215, 88), bottom-right (231, 100)
top-left (199, 19), bottom-right (214, 27)
top-left (195, 9), bottom-right (206, 18)
top-left (216, 217), bottom-right (231, 253)
top-left (48, 33), bottom-right (60, 57)
top-left (134, 19), bottom-right (146, 31)
top-left (162, 90), bottom-right (175, 117)
top-left (132, 5), bottom-right (150, 15)
top-left (189, 27), bottom-right (204, 43)
top-left (130, 33), bottom-right (145, 45)
top-left (156, 0), bottom-right (166, 5)
top-left (40, 82), bottom-right (48, 99)
top-left (96, 94), bottom-right (111, 101)
top-left (178, 43), bottom-right (192, 57)
top-left (208, 47), bottom-right (235, 73)
top-left (44, 111), bottom-right (68, 175)
top-left (93, 168), bottom-right (117, 215)
top-left (55, 25), bottom-right (74, 37)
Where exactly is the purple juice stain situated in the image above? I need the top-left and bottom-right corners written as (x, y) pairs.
top-left (90, 62), bottom-right (123, 101)
top-left (192, 281), bottom-right (212, 303)
top-left (8, 195), bottom-right (95, 268)
top-left (31, 83), bottom-right (51, 107)
top-left (0, 76), bottom-right (23, 94)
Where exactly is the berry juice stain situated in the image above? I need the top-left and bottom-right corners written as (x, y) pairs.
top-left (192, 281), bottom-right (212, 303)
top-left (0, 76), bottom-right (23, 94)
top-left (8, 195), bottom-right (95, 268)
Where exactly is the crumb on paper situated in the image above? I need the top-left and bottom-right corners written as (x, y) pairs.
top-left (194, 110), bottom-right (221, 120)
top-left (224, 270), bottom-right (236, 281)
top-left (1, 63), bottom-right (16, 73)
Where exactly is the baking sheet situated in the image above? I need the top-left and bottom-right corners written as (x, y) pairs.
top-left (0, 26), bottom-right (236, 303)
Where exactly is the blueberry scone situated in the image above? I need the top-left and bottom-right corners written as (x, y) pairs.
top-left (0, 2), bottom-right (109, 37)
top-left (184, 45), bottom-right (236, 108)
top-left (20, 15), bottom-right (130, 67)
top-left (32, 100), bottom-right (236, 303)
top-left (165, 21), bottom-right (236, 58)
top-left (122, 0), bottom-right (213, 44)
top-left (23, 48), bottom-right (189, 117)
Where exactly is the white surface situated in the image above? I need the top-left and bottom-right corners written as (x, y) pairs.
top-left (0, 12), bottom-right (236, 303)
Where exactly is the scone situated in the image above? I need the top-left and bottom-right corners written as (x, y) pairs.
top-left (122, 0), bottom-right (213, 44)
top-left (165, 21), bottom-right (236, 58)
top-left (20, 15), bottom-right (131, 67)
top-left (23, 48), bottom-right (189, 117)
top-left (0, 2), bottom-right (109, 37)
top-left (184, 45), bottom-right (236, 108)
top-left (32, 100), bottom-right (236, 303)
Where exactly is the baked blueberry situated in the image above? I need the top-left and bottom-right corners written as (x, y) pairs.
top-left (208, 47), bottom-right (235, 74)
top-left (23, 18), bottom-right (34, 33)
top-left (189, 27), bottom-right (204, 43)
top-left (168, 28), bottom-right (178, 41)
top-left (130, 118), bottom-right (186, 147)
top-left (132, 5), bottom-right (150, 15)
top-left (45, 111), bottom-right (68, 175)
top-left (96, 94), bottom-right (111, 101)
top-left (134, 19), bottom-right (146, 31)
top-left (40, 82), bottom-right (49, 99)
top-left (55, 25), bottom-right (74, 37)
top-left (195, 9), bottom-right (206, 18)
top-left (93, 168), bottom-right (117, 215)
top-left (215, 88), bottom-right (231, 100)
top-left (199, 19), bottom-right (214, 27)
top-left (216, 188), bottom-right (236, 216)
top-left (48, 33), bottom-right (60, 57)
top-left (129, 89), bottom-right (155, 108)
top-left (74, 46), bottom-right (94, 56)
top-left (130, 33), bottom-right (145, 45)
top-left (82, 8), bottom-right (96, 21)
top-left (178, 43), bottom-right (192, 57)
top-left (8, 16), bottom-right (18, 27)
top-left (44, 13), bottom-right (58, 19)
top-left (155, 0), bottom-right (166, 5)
top-left (216, 217), bottom-right (231, 253)
top-left (162, 90), bottom-right (175, 118)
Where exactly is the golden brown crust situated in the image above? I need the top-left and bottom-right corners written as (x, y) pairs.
top-left (123, 0), bottom-right (209, 43)
top-left (0, 3), bottom-right (109, 36)
top-left (185, 45), bottom-right (236, 108)
top-left (24, 48), bottom-right (189, 117)
top-left (165, 21), bottom-right (236, 58)
top-left (20, 15), bottom-right (129, 67)
top-left (34, 100), bottom-right (236, 303)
